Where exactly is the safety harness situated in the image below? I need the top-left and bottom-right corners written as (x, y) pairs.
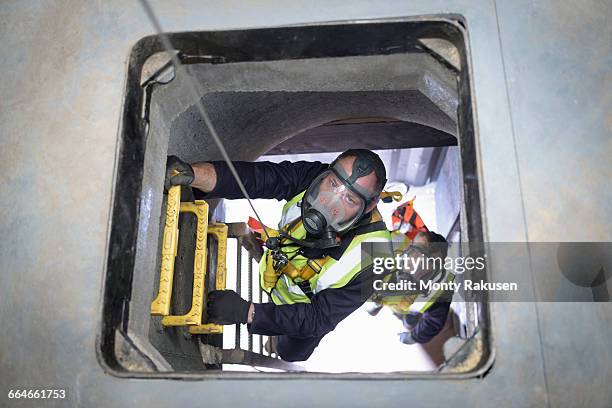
top-left (250, 208), bottom-right (388, 300)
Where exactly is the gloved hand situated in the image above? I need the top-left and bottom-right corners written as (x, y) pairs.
top-left (398, 331), bottom-right (417, 345)
top-left (207, 290), bottom-right (251, 325)
top-left (402, 313), bottom-right (420, 330)
top-left (165, 156), bottom-right (195, 191)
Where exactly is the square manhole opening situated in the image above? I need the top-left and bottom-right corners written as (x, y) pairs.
top-left (100, 18), bottom-right (492, 379)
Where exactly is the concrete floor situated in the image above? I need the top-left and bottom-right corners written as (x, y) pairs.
top-left (1, 1), bottom-right (610, 406)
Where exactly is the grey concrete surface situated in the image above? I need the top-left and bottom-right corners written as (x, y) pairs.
top-left (168, 90), bottom-right (456, 160)
top-left (0, 0), bottom-right (610, 407)
top-left (152, 52), bottom-right (459, 164)
top-left (494, 2), bottom-right (612, 406)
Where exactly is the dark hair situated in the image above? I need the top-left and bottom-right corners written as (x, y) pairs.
top-left (333, 149), bottom-right (387, 194)
top-left (427, 231), bottom-right (448, 258)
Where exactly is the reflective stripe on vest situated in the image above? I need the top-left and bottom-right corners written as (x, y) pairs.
top-left (314, 233), bottom-right (390, 292)
top-left (271, 288), bottom-right (287, 304)
top-left (408, 271), bottom-right (455, 313)
top-left (263, 191), bottom-right (392, 305)
top-left (382, 271), bottom-right (455, 315)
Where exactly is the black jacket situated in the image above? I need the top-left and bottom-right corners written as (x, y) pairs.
top-left (196, 160), bottom-right (449, 343)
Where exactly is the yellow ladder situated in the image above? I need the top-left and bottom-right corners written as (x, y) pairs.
top-left (150, 185), bottom-right (227, 334)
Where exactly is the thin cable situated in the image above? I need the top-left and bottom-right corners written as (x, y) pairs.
top-left (139, 0), bottom-right (271, 241)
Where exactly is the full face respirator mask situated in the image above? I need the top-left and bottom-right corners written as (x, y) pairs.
top-left (299, 149), bottom-right (386, 248)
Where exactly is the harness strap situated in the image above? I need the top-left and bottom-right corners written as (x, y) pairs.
top-left (297, 280), bottom-right (314, 300)
top-left (350, 220), bottom-right (387, 236)
top-left (272, 211), bottom-right (389, 294)
top-left (280, 217), bottom-right (387, 280)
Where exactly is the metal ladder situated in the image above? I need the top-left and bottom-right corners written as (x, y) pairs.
top-left (150, 185), bottom-right (303, 371)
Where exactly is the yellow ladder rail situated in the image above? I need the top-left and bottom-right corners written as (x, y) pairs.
top-left (161, 200), bottom-right (209, 326)
top-left (150, 185), bottom-right (181, 316)
top-left (189, 223), bottom-right (227, 334)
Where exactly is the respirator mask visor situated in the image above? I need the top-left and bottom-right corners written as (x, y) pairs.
top-left (301, 168), bottom-right (368, 235)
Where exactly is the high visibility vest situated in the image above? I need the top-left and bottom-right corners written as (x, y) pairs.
top-left (260, 191), bottom-right (393, 305)
top-left (377, 266), bottom-right (455, 315)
